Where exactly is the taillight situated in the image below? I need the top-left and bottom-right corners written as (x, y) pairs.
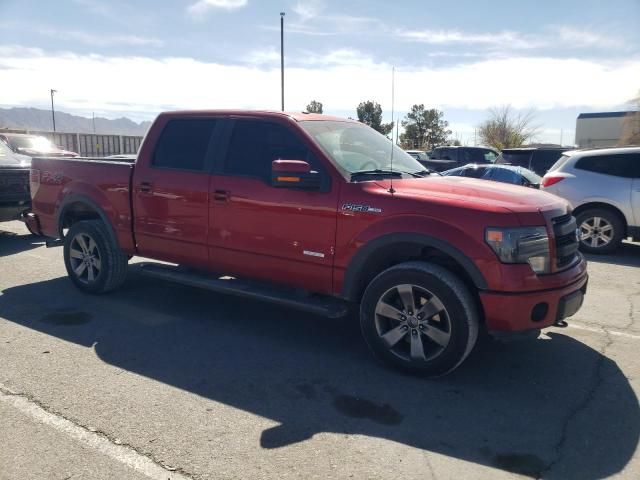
top-left (541, 176), bottom-right (564, 188)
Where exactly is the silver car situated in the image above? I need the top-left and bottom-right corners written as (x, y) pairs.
top-left (541, 146), bottom-right (640, 253)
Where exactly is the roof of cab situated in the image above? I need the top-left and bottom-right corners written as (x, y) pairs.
top-left (158, 109), bottom-right (356, 123)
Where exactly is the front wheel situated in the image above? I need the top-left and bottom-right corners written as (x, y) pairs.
top-left (360, 261), bottom-right (479, 377)
top-left (63, 220), bottom-right (128, 294)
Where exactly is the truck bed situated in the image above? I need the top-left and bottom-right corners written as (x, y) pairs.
top-left (30, 156), bottom-right (135, 250)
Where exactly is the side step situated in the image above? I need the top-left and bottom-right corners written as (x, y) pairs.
top-left (136, 262), bottom-right (350, 319)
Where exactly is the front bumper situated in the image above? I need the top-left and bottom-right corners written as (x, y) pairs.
top-left (480, 271), bottom-right (588, 332)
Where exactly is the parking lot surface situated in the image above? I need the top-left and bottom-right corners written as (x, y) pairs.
top-left (1, 220), bottom-right (639, 480)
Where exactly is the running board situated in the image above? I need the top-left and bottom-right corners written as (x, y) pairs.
top-left (136, 262), bottom-right (349, 318)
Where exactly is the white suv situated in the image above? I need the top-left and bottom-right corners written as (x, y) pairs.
top-left (541, 146), bottom-right (640, 253)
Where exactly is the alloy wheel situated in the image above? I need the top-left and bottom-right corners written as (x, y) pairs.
top-left (374, 284), bottom-right (451, 363)
top-left (68, 232), bottom-right (102, 284)
top-left (579, 216), bottom-right (614, 249)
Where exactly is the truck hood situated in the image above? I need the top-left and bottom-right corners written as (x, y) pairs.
top-left (374, 176), bottom-right (566, 214)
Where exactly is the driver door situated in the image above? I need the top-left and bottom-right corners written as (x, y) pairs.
top-left (207, 118), bottom-right (339, 293)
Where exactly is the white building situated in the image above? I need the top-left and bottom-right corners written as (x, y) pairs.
top-left (575, 111), bottom-right (632, 148)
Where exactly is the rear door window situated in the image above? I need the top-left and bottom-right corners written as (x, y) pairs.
top-left (532, 150), bottom-right (564, 174)
top-left (575, 153), bottom-right (638, 178)
top-left (153, 119), bottom-right (217, 171)
top-left (500, 151), bottom-right (532, 168)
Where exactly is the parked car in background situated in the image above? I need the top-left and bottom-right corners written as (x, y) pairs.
top-left (404, 150), bottom-right (429, 162)
top-left (425, 146), bottom-right (499, 172)
top-left (541, 146), bottom-right (640, 253)
top-left (496, 148), bottom-right (566, 177)
top-left (442, 164), bottom-right (541, 188)
top-left (0, 139), bottom-right (31, 222)
top-left (0, 133), bottom-right (78, 158)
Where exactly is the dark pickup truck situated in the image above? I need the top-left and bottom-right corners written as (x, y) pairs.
top-left (27, 110), bottom-right (588, 376)
top-left (0, 139), bottom-right (31, 223)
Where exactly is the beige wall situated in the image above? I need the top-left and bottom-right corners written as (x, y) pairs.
top-left (575, 116), bottom-right (625, 148)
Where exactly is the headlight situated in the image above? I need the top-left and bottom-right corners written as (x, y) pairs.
top-left (485, 226), bottom-right (550, 274)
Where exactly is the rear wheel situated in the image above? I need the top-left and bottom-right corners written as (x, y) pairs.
top-left (360, 261), bottom-right (479, 376)
top-left (576, 208), bottom-right (624, 254)
top-left (63, 220), bottom-right (128, 293)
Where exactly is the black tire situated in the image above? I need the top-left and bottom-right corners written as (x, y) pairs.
top-left (360, 261), bottom-right (479, 377)
top-left (63, 220), bottom-right (128, 294)
top-left (576, 208), bottom-right (624, 254)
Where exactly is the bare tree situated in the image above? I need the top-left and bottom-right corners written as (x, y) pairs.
top-left (305, 100), bottom-right (323, 114)
top-left (478, 105), bottom-right (538, 150)
top-left (619, 92), bottom-right (640, 146)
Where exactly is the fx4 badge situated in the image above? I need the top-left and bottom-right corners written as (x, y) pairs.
top-left (342, 203), bottom-right (382, 214)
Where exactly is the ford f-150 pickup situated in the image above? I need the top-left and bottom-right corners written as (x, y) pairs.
top-left (26, 110), bottom-right (588, 376)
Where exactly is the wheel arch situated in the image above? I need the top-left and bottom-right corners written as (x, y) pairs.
top-left (572, 202), bottom-right (628, 230)
top-left (57, 194), bottom-right (120, 248)
top-left (341, 233), bottom-right (488, 304)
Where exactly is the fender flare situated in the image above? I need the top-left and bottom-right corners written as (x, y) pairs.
top-left (341, 232), bottom-right (488, 301)
top-left (57, 194), bottom-right (120, 248)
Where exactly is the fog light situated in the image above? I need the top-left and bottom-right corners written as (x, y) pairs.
top-left (531, 303), bottom-right (549, 322)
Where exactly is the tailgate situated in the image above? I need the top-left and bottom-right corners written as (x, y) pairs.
top-left (30, 157), bottom-right (134, 244)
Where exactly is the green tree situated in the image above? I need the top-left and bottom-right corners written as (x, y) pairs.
top-left (356, 100), bottom-right (394, 136)
top-left (305, 100), bottom-right (323, 114)
top-left (399, 105), bottom-right (452, 150)
top-left (478, 105), bottom-right (537, 149)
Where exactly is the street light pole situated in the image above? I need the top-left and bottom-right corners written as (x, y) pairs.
top-left (280, 12), bottom-right (285, 112)
top-left (50, 89), bottom-right (57, 132)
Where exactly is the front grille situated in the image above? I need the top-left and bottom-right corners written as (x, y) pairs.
top-left (0, 169), bottom-right (30, 202)
top-left (552, 214), bottom-right (579, 269)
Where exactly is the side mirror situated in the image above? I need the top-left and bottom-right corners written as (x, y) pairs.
top-left (271, 160), bottom-right (320, 189)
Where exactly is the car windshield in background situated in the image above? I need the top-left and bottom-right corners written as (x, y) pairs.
top-left (8, 136), bottom-right (57, 152)
top-left (299, 120), bottom-right (426, 178)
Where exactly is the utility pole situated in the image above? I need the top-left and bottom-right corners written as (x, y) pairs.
top-left (50, 89), bottom-right (57, 132)
top-left (92, 112), bottom-right (96, 134)
top-left (280, 12), bottom-right (285, 111)
top-left (560, 128), bottom-right (563, 146)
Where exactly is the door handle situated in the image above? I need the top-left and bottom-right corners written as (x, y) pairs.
top-left (139, 182), bottom-right (152, 193)
top-left (213, 189), bottom-right (229, 201)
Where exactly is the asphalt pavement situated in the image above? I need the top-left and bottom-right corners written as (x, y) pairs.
top-left (1, 220), bottom-right (639, 480)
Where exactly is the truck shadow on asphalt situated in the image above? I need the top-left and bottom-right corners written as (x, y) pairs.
top-left (0, 229), bottom-right (44, 257)
top-left (1, 272), bottom-right (638, 480)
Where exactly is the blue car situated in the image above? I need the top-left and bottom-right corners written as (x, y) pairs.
top-left (442, 163), bottom-right (541, 188)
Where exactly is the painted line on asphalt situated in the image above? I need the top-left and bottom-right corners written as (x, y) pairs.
top-left (0, 383), bottom-right (192, 480)
top-left (566, 322), bottom-right (640, 340)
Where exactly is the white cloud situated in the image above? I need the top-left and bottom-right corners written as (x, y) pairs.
top-left (1, 46), bottom-right (638, 121)
top-left (292, 0), bottom-right (325, 21)
top-left (188, 0), bottom-right (248, 17)
top-left (38, 28), bottom-right (163, 47)
top-left (397, 29), bottom-right (539, 49)
top-left (553, 26), bottom-right (623, 48)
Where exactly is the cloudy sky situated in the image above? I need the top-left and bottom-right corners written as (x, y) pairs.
top-left (1, 0), bottom-right (639, 144)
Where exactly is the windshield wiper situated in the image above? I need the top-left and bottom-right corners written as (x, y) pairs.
top-left (350, 169), bottom-right (403, 180)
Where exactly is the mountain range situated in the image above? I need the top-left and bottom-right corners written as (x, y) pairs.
top-left (0, 107), bottom-right (152, 136)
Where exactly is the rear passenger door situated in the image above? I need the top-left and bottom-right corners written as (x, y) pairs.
top-left (574, 153), bottom-right (635, 221)
top-left (133, 117), bottom-right (222, 265)
top-left (207, 118), bottom-right (339, 293)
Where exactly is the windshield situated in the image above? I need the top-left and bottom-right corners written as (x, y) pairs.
top-left (299, 120), bottom-right (426, 178)
top-left (9, 135), bottom-right (57, 151)
top-left (0, 139), bottom-right (29, 166)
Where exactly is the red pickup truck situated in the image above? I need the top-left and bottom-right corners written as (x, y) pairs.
top-left (26, 110), bottom-right (588, 376)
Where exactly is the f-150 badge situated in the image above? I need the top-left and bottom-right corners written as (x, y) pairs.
top-left (342, 203), bottom-right (382, 214)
